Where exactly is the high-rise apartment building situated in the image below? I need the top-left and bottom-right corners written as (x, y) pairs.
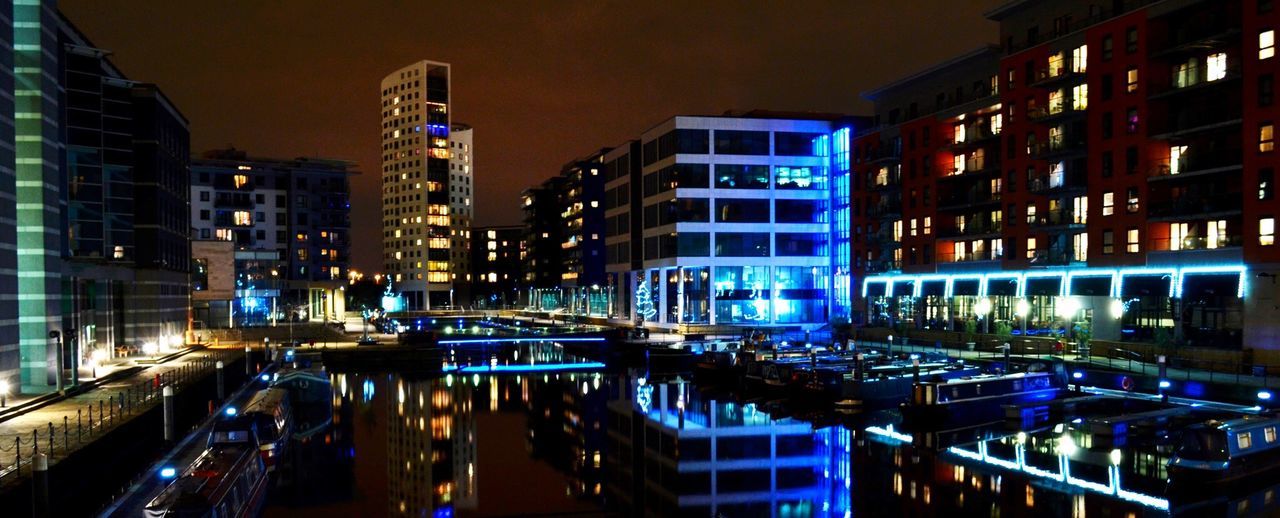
top-left (851, 0), bottom-right (1279, 357)
top-left (380, 60), bottom-right (468, 310)
top-left (448, 122), bottom-right (473, 303)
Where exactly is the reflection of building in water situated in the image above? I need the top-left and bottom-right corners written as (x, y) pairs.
top-left (605, 378), bottom-right (850, 517)
top-left (527, 372), bottom-right (610, 499)
top-left (860, 422), bottom-right (1171, 516)
top-left (385, 375), bottom-right (477, 516)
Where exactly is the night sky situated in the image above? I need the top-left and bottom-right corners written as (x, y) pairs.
top-left (60, 0), bottom-right (1002, 273)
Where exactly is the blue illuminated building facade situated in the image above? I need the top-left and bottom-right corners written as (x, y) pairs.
top-left (606, 378), bottom-right (851, 517)
top-left (613, 112), bottom-right (853, 329)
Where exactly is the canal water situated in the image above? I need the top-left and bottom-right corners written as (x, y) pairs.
top-left (262, 340), bottom-right (1279, 517)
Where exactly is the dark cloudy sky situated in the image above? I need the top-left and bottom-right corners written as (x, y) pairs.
top-left (61, 0), bottom-right (1003, 273)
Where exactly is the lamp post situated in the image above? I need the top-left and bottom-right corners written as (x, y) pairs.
top-left (49, 331), bottom-right (63, 393)
top-left (974, 297), bottom-right (992, 336)
top-left (1015, 298), bottom-right (1030, 337)
top-left (1056, 296), bottom-right (1082, 356)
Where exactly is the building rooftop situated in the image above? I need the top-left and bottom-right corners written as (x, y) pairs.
top-left (194, 147), bottom-right (359, 173)
top-left (861, 45), bottom-right (1002, 101)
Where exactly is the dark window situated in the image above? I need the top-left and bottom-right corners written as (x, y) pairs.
top-left (776, 233), bottom-right (826, 256)
top-left (715, 164), bottom-right (770, 189)
top-left (1126, 107), bottom-right (1139, 133)
top-left (713, 130), bottom-right (770, 155)
top-left (1101, 151), bottom-right (1114, 178)
top-left (774, 132), bottom-right (824, 156)
top-left (1263, 0), bottom-right (1274, 13)
top-left (1125, 146), bottom-right (1138, 175)
top-left (1101, 73), bottom-right (1113, 100)
top-left (657, 164), bottom-right (709, 191)
top-left (775, 199), bottom-right (827, 223)
top-left (676, 232), bottom-right (710, 257)
top-left (664, 198), bottom-right (709, 223)
top-left (199, 191), bottom-right (209, 202)
top-left (923, 127), bottom-right (931, 147)
top-left (714, 233), bottom-right (770, 257)
top-left (1007, 135), bottom-right (1017, 159)
top-left (1103, 35), bottom-right (1113, 60)
top-left (642, 139), bottom-right (658, 166)
top-left (1102, 112), bottom-right (1114, 139)
top-left (1126, 27), bottom-right (1138, 53)
top-left (1262, 168), bottom-right (1275, 200)
top-left (643, 172), bottom-right (659, 197)
top-left (1262, 75), bottom-right (1275, 107)
top-left (199, 209), bottom-right (209, 220)
top-left (657, 129), bottom-right (710, 159)
top-left (1103, 229), bottom-right (1115, 255)
top-left (715, 199), bottom-right (770, 223)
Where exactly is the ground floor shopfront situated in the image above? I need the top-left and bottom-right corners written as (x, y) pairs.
top-left (858, 263), bottom-right (1275, 352)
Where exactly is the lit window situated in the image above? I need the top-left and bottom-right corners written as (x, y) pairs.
top-left (1262, 123), bottom-right (1275, 152)
top-left (954, 123), bottom-right (966, 144)
top-left (233, 211), bottom-right (251, 225)
top-left (924, 216), bottom-right (932, 235)
top-left (1126, 67), bottom-right (1139, 93)
top-left (1026, 237), bottom-right (1037, 259)
top-left (1102, 192), bottom-right (1115, 216)
top-left (1072, 45), bottom-right (1087, 73)
top-left (990, 113), bottom-right (1003, 135)
top-left (910, 218), bottom-right (918, 237)
top-left (1207, 53), bottom-right (1228, 81)
top-left (1262, 30), bottom-right (1276, 60)
top-left (1048, 52), bottom-right (1065, 77)
top-left (1263, 217), bottom-right (1276, 246)
top-left (1267, 427), bottom-right (1277, 443)
top-left (1240, 432), bottom-right (1253, 450)
top-left (1073, 232), bottom-right (1088, 261)
top-left (233, 174), bottom-right (248, 188)
top-left (1169, 145), bottom-right (1188, 175)
top-left (1072, 84), bottom-right (1088, 111)
top-left (1126, 228), bottom-right (1140, 253)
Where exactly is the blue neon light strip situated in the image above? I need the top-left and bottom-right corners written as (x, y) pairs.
top-left (438, 337), bottom-right (607, 345)
top-left (945, 442), bottom-right (1169, 510)
top-left (865, 264), bottom-right (1247, 300)
top-left (452, 361), bottom-right (606, 373)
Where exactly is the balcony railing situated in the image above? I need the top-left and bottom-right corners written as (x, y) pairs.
top-left (865, 259), bottom-right (901, 274)
top-left (1148, 193), bottom-right (1243, 218)
top-left (1031, 246), bottom-right (1084, 265)
top-left (871, 169), bottom-right (901, 190)
top-left (1030, 66), bottom-right (1085, 88)
top-left (1148, 149), bottom-right (1243, 179)
top-left (867, 200), bottom-right (902, 219)
top-left (1030, 207), bottom-right (1085, 228)
top-left (1027, 169), bottom-right (1086, 193)
top-left (938, 187), bottom-right (1001, 210)
top-left (939, 219), bottom-right (1003, 238)
top-left (1030, 137), bottom-right (1087, 160)
top-left (948, 247), bottom-right (1003, 263)
top-left (1150, 235), bottom-right (1244, 252)
top-left (1153, 111), bottom-right (1242, 138)
top-left (950, 125), bottom-right (1000, 149)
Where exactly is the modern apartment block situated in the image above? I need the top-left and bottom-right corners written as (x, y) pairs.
top-left (626, 113), bottom-right (848, 329)
top-left (520, 176), bottom-right (567, 306)
top-left (190, 149), bottom-right (353, 328)
top-left (381, 60), bottom-right (470, 310)
top-left (851, 0), bottom-right (1280, 357)
top-left (526, 111), bottom-right (854, 330)
top-left (0, 4), bottom-right (193, 394)
top-left (448, 122), bottom-right (474, 302)
top-left (469, 225), bottom-right (522, 308)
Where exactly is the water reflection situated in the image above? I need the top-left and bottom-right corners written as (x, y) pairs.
top-left (265, 341), bottom-right (1276, 517)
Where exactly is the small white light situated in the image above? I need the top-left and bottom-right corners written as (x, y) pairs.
top-left (1110, 449), bottom-right (1123, 465)
top-left (1259, 390), bottom-right (1273, 401)
top-left (159, 467), bottom-right (177, 479)
top-left (1158, 380), bottom-right (1172, 389)
top-left (225, 406), bottom-right (237, 416)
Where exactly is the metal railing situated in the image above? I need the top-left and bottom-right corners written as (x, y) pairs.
top-left (0, 352), bottom-right (232, 486)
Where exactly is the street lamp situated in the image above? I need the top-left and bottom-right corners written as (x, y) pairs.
top-left (1014, 298), bottom-right (1030, 337)
top-left (1056, 296), bottom-right (1082, 350)
top-left (974, 297), bottom-right (992, 335)
top-left (91, 349), bottom-right (108, 378)
top-left (142, 341), bottom-right (159, 359)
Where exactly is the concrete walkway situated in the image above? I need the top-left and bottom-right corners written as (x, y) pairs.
top-left (0, 347), bottom-right (239, 487)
